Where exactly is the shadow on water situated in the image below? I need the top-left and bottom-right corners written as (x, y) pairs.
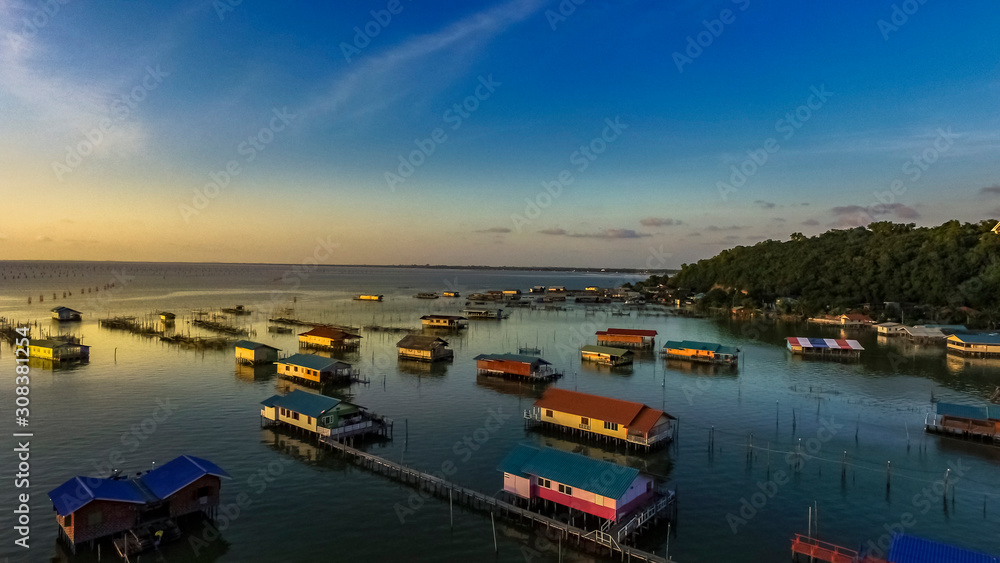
top-left (397, 359), bottom-right (451, 377)
top-left (663, 359), bottom-right (739, 378)
top-left (234, 363), bottom-right (276, 383)
top-left (49, 513), bottom-right (231, 563)
top-left (475, 373), bottom-right (552, 399)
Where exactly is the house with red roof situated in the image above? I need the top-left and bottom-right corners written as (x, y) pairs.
top-left (595, 328), bottom-right (657, 348)
top-left (525, 388), bottom-right (675, 448)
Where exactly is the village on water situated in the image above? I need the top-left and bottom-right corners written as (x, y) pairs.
top-left (7, 267), bottom-right (1000, 563)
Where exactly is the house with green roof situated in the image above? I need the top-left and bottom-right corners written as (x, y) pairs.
top-left (234, 340), bottom-right (280, 365)
top-left (498, 444), bottom-right (654, 522)
top-left (260, 389), bottom-right (392, 440)
top-left (662, 340), bottom-right (739, 365)
top-left (580, 345), bottom-right (633, 366)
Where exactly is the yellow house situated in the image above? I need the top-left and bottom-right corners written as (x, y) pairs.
top-left (947, 334), bottom-right (1000, 358)
top-left (396, 335), bottom-right (453, 362)
top-left (580, 345), bottom-right (633, 366)
top-left (420, 315), bottom-right (468, 329)
top-left (277, 353), bottom-right (352, 384)
top-left (234, 340), bottom-right (280, 365)
top-left (298, 326), bottom-right (362, 350)
top-left (527, 388), bottom-right (675, 448)
top-left (260, 390), bottom-right (361, 435)
top-left (28, 339), bottom-right (90, 362)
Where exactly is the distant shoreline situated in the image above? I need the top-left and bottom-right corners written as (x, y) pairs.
top-left (1, 259), bottom-right (674, 275)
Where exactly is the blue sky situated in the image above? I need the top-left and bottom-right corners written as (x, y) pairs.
top-left (1, 0), bottom-right (998, 267)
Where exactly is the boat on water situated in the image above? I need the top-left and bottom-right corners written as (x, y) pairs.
top-left (354, 294), bottom-right (384, 301)
top-left (443, 291), bottom-right (460, 297)
top-left (414, 292), bottom-right (439, 299)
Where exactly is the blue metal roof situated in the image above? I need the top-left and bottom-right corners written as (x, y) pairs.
top-left (473, 353), bottom-right (550, 365)
top-left (277, 353), bottom-right (346, 370)
top-left (140, 455), bottom-right (231, 500)
top-left (498, 444), bottom-right (639, 500)
top-left (988, 406), bottom-right (1000, 421)
top-left (937, 402), bottom-right (990, 420)
top-left (949, 333), bottom-right (1000, 345)
top-left (234, 340), bottom-right (278, 350)
top-left (889, 533), bottom-right (1000, 563)
top-left (261, 389), bottom-right (342, 418)
top-left (48, 477), bottom-right (146, 516)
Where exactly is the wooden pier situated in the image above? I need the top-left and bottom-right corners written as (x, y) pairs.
top-left (316, 440), bottom-right (676, 562)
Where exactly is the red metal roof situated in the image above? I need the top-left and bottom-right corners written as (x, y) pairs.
top-left (598, 328), bottom-right (657, 337)
top-left (536, 389), bottom-right (645, 426)
top-left (630, 406), bottom-right (675, 435)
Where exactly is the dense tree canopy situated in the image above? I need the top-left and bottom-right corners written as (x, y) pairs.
top-left (662, 220), bottom-right (1000, 312)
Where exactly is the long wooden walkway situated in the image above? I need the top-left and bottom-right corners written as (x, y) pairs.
top-left (319, 439), bottom-right (676, 563)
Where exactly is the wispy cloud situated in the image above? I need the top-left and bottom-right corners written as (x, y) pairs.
top-left (540, 228), bottom-right (651, 239)
top-left (979, 184), bottom-right (1000, 196)
top-left (754, 200), bottom-right (776, 209)
top-left (475, 227), bottom-right (511, 233)
top-left (802, 218), bottom-right (820, 226)
top-left (830, 203), bottom-right (919, 227)
top-left (705, 225), bottom-right (744, 231)
top-left (539, 228), bottom-right (567, 235)
top-left (639, 217), bottom-right (681, 227)
top-left (301, 0), bottom-right (544, 122)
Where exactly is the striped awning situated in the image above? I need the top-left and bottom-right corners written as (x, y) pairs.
top-left (786, 337), bottom-right (864, 350)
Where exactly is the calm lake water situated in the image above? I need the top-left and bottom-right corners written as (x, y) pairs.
top-left (0, 261), bottom-right (998, 562)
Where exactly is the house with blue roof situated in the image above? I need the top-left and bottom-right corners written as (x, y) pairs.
top-left (276, 353), bottom-right (353, 384)
top-left (47, 455), bottom-right (229, 551)
top-left (947, 333), bottom-right (1000, 358)
top-left (497, 444), bottom-right (656, 522)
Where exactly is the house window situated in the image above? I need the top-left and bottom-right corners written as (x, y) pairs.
top-left (558, 484), bottom-right (573, 495)
top-left (581, 417), bottom-right (589, 426)
top-left (545, 409), bottom-right (553, 418)
top-left (88, 511), bottom-right (103, 526)
top-left (292, 412), bottom-right (299, 420)
top-left (294, 366), bottom-right (298, 372)
top-left (64, 514), bottom-right (73, 527)
top-left (538, 477), bottom-right (551, 488)
top-left (195, 486), bottom-right (212, 499)
top-left (604, 421), bottom-right (618, 431)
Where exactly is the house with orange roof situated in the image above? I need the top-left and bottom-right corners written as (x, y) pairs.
top-left (524, 388), bottom-right (675, 449)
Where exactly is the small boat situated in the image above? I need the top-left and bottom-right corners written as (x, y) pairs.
top-left (414, 293), bottom-right (439, 299)
top-left (443, 291), bottom-right (461, 298)
top-left (354, 294), bottom-right (384, 301)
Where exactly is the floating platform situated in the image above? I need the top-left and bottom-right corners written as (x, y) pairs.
top-left (786, 337), bottom-right (863, 360)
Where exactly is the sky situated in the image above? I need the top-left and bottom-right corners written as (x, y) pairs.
top-left (0, 0), bottom-right (998, 268)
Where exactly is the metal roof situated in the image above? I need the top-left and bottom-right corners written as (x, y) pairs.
top-left (397, 335), bottom-right (450, 350)
top-left (663, 340), bottom-right (739, 356)
top-left (786, 337), bottom-right (864, 350)
top-left (420, 315), bottom-right (467, 320)
top-left (937, 402), bottom-right (990, 420)
top-left (948, 333), bottom-right (1000, 345)
top-left (600, 328), bottom-right (658, 337)
top-left (50, 306), bottom-right (81, 313)
top-left (473, 353), bottom-right (551, 365)
top-left (888, 533), bottom-right (1000, 563)
top-left (261, 389), bottom-right (343, 418)
top-left (498, 444), bottom-right (640, 500)
top-left (277, 353), bottom-right (349, 371)
top-left (234, 340), bottom-right (279, 351)
top-left (536, 388), bottom-right (645, 426)
top-left (580, 345), bottom-right (632, 357)
top-left (140, 455), bottom-right (231, 500)
top-left (30, 339), bottom-right (75, 349)
top-left (299, 326), bottom-right (362, 339)
top-left (48, 477), bottom-right (146, 516)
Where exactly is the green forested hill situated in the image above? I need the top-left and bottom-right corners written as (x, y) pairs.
top-left (665, 220), bottom-right (1000, 313)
